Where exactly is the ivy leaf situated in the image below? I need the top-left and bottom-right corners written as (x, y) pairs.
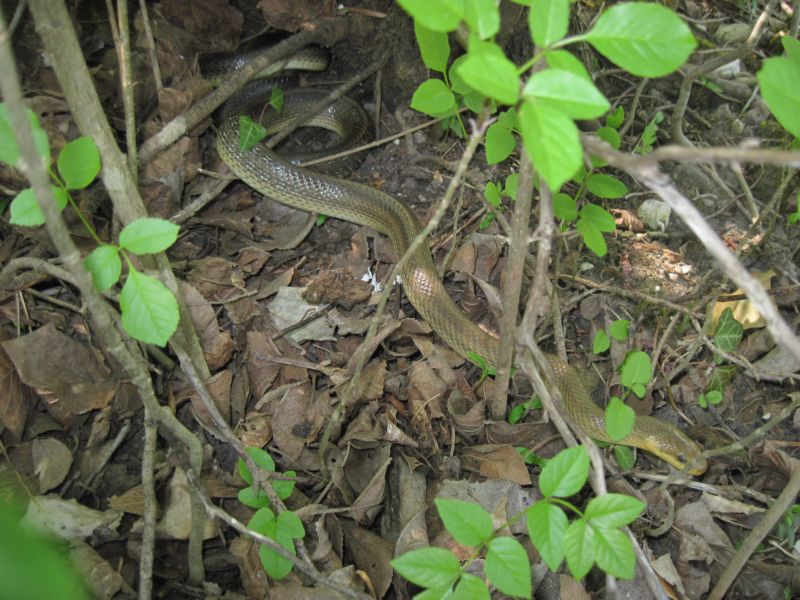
top-left (586, 3), bottom-right (696, 77)
top-left (238, 115), bottom-right (267, 151)
top-left (714, 307), bottom-right (744, 353)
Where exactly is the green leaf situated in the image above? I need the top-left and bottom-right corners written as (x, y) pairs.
top-left (613, 445), bottom-right (636, 471)
top-left (10, 186), bottom-right (69, 227)
top-left (119, 269), bottom-right (179, 346)
top-left (411, 79), bottom-right (457, 116)
top-left (576, 203), bottom-right (615, 256)
top-left (448, 55), bottom-right (472, 95)
top-left (0, 104), bottom-right (50, 167)
top-left (523, 70), bottom-right (610, 119)
top-left (238, 447), bottom-right (276, 484)
top-left (248, 507), bottom-right (276, 533)
top-left (455, 41), bottom-right (520, 105)
top-left (586, 494), bottom-right (645, 528)
top-left (634, 111), bottom-right (663, 154)
top-left (578, 203), bottom-right (615, 232)
top-left (526, 500), bottom-right (567, 571)
top-left (564, 518), bottom-right (594, 580)
top-left (464, 0), bottom-right (500, 39)
top-left (586, 173), bottom-right (628, 199)
top-left (699, 390), bottom-right (722, 407)
top-left (529, 0), bottom-right (570, 47)
top-left (576, 218), bottom-right (607, 256)
top-left (83, 245), bottom-right (122, 292)
top-left (757, 56), bottom-right (800, 138)
top-left (238, 115), bottom-right (267, 152)
top-left (546, 50), bottom-right (591, 81)
top-left (259, 529), bottom-right (295, 579)
top-left (397, 0), bottom-right (464, 32)
top-left (237, 486), bottom-right (270, 508)
top-left (57, 137), bottom-right (100, 190)
top-left (277, 510), bottom-right (305, 539)
top-left (586, 3), bottom-right (696, 77)
top-left (484, 182), bottom-right (502, 206)
top-left (519, 100), bottom-right (581, 190)
top-left (552, 192), bottom-right (577, 221)
top-left (504, 172), bottom-right (519, 200)
top-left (269, 86), bottom-right (284, 111)
top-left (593, 329), bottom-right (610, 354)
top-left (714, 307), bottom-right (744, 353)
top-left (605, 106), bottom-right (624, 129)
top-left (415, 586), bottom-right (455, 600)
top-left (605, 397), bottom-right (635, 442)
top-left (595, 126), bottom-right (621, 151)
top-left (272, 470), bottom-right (296, 500)
top-left (539, 445), bottom-right (589, 498)
top-left (435, 498), bottom-right (494, 547)
top-left (118, 218), bottom-right (180, 255)
top-left (782, 36), bottom-right (800, 65)
top-left (415, 22), bottom-right (451, 73)
top-left (592, 526), bottom-right (635, 579)
top-left (608, 319), bottom-right (629, 341)
top-left (485, 122), bottom-right (517, 164)
top-left (391, 547), bottom-right (461, 589)
top-left (619, 351), bottom-right (651, 393)
top-left (452, 573), bottom-right (490, 600)
top-left (484, 536), bottom-right (531, 598)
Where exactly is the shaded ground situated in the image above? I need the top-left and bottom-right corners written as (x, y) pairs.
top-left (1, 1), bottom-right (799, 599)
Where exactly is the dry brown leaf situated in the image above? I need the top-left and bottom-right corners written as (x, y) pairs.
top-left (342, 522), bottom-right (394, 599)
top-left (31, 437), bottom-right (72, 492)
top-left (0, 343), bottom-right (29, 441)
top-left (2, 323), bottom-right (119, 415)
top-left (180, 281), bottom-right (233, 371)
top-left (71, 540), bottom-right (134, 599)
top-left (461, 444), bottom-right (532, 485)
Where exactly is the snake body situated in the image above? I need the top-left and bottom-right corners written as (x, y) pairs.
top-left (214, 70), bottom-right (707, 475)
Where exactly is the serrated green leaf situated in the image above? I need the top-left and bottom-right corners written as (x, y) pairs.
top-left (397, 0), bottom-right (464, 32)
top-left (553, 192), bottom-right (577, 222)
top-left (119, 270), bottom-right (179, 346)
top-left (10, 186), bottom-right (68, 227)
top-left (620, 351), bottom-right (651, 389)
top-left (83, 245), bottom-right (122, 292)
top-left (57, 137), bottom-right (100, 190)
top-left (119, 218), bottom-right (180, 255)
top-left (608, 319), bottom-right (629, 341)
top-left (436, 498), bottom-right (494, 547)
top-left (539, 445), bottom-right (589, 498)
top-left (277, 510), bottom-right (305, 539)
top-left (604, 397), bottom-right (635, 442)
top-left (392, 548), bottom-right (461, 589)
top-left (519, 100), bottom-right (581, 190)
top-left (527, 500), bottom-right (567, 571)
top-left (586, 3), bottom-right (696, 77)
top-left (485, 122), bottom-right (517, 164)
top-left (592, 526), bottom-right (635, 579)
top-left (545, 50), bottom-right (592, 81)
top-left (585, 494), bottom-right (645, 528)
top-left (586, 173), bottom-right (628, 199)
top-left (593, 329), bottom-right (610, 354)
top-left (529, 0), bottom-right (569, 47)
top-left (523, 70), bottom-right (610, 119)
top-left (464, 0), bottom-right (500, 39)
top-left (757, 56), bottom-right (800, 138)
top-left (452, 573), bottom-right (490, 600)
top-left (564, 518), bottom-right (594, 580)
top-left (485, 537), bottom-right (531, 598)
top-left (238, 115), bottom-right (267, 152)
top-left (415, 22), bottom-right (451, 73)
top-left (411, 79), bottom-right (457, 116)
top-left (455, 41), bottom-right (520, 105)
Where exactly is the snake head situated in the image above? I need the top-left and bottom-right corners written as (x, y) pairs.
top-left (647, 426), bottom-right (707, 475)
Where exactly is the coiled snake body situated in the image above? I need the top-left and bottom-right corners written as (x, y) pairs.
top-left (214, 69), bottom-right (707, 476)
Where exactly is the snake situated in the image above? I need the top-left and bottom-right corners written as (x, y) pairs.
top-left (209, 51), bottom-right (708, 476)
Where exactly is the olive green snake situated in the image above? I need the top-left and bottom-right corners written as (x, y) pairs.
top-left (210, 56), bottom-right (707, 476)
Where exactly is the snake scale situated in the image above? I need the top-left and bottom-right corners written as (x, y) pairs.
top-left (211, 53), bottom-right (707, 476)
